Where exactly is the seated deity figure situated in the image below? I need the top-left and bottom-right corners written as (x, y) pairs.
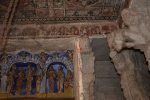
top-left (16, 70), bottom-right (24, 95)
top-left (47, 66), bottom-right (56, 93)
top-left (57, 66), bottom-right (65, 93)
top-left (7, 65), bottom-right (16, 94)
top-left (27, 65), bottom-right (33, 95)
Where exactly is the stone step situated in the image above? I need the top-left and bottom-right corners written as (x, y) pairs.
top-left (91, 38), bottom-right (110, 61)
top-left (92, 38), bottom-right (125, 100)
top-left (94, 61), bottom-right (119, 77)
top-left (94, 78), bottom-right (122, 89)
top-left (94, 87), bottom-right (123, 93)
top-left (94, 93), bottom-right (125, 100)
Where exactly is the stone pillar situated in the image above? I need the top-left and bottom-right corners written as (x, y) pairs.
top-left (74, 37), bottom-right (95, 100)
top-left (110, 50), bottom-right (149, 100)
top-left (78, 37), bottom-right (95, 100)
top-left (74, 37), bottom-right (83, 100)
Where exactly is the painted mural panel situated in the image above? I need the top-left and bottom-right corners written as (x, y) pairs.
top-left (0, 50), bottom-right (74, 99)
top-left (0, 0), bottom-right (10, 23)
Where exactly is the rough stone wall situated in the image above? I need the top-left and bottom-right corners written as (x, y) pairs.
top-left (132, 50), bottom-right (150, 98)
top-left (111, 49), bottom-right (150, 100)
top-left (107, 0), bottom-right (150, 69)
top-left (107, 0), bottom-right (150, 99)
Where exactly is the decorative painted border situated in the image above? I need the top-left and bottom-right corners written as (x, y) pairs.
top-left (0, 50), bottom-right (74, 74)
top-left (0, 22), bottom-right (118, 39)
top-left (0, 0), bottom-right (125, 24)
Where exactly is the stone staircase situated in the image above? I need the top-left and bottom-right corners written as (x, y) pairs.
top-left (91, 38), bottom-right (125, 100)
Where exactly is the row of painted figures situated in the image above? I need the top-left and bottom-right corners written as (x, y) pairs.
top-left (0, 64), bottom-right (73, 95)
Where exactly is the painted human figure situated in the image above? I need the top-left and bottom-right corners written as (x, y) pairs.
top-left (40, 52), bottom-right (48, 69)
top-left (64, 70), bottom-right (74, 93)
top-left (7, 66), bottom-right (16, 93)
top-left (1, 73), bottom-right (7, 93)
top-left (47, 66), bottom-right (55, 93)
top-left (65, 70), bottom-right (73, 89)
top-left (57, 66), bottom-right (65, 93)
top-left (27, 65), bottom-right (33, 95)
top-left (36, 74), bottom-right (43, 94)
top-left (16, 71), bottom-right (24, 95)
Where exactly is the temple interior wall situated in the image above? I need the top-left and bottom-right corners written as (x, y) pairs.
top-left (0, 0), bottom-right (150, 100)
top-left (2, 35), bottom-right (150, 100)
top-left (0, 37), bottom-right (95, 100)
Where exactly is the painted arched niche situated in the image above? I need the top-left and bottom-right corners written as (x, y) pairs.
top-left (0, 50), bottom-right (74, 99)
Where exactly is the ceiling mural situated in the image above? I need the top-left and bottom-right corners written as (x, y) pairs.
top-left (0, 0), bottom-right (9, 21)
top-left (0, 0), bottom-right (125, 24)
